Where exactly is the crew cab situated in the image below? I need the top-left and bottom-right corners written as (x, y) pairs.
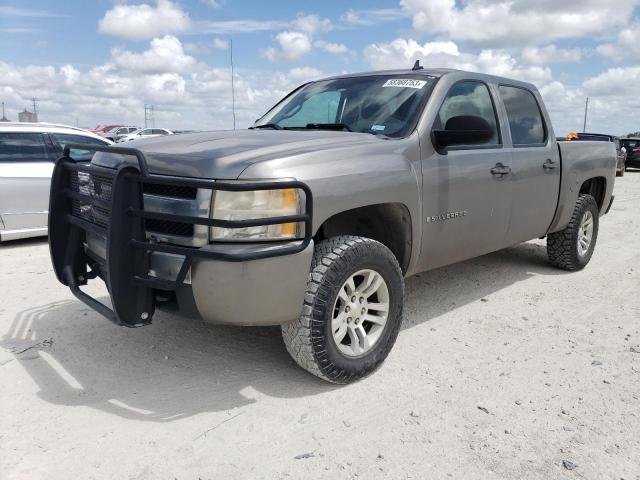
top-left (48, 67), bottom-right (616, 383)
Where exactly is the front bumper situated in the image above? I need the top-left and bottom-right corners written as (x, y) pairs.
top-left (48, 144), bottom-right (313, 327)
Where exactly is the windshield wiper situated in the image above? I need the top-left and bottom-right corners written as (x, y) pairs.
top-left (305, 123), bottom-right (353, 132)
top-left (250, 123), bottom-right (284, 130)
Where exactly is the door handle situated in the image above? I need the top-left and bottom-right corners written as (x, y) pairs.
top-left (490, 163), bottom-right (511, 176)
top-left (543, 159), bottom-right (558, 170)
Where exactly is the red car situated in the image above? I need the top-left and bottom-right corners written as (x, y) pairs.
top-left (91, 124), bottom-right (122, 134)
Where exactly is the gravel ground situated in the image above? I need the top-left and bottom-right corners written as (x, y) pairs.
top-left (1, 173), bottom-right (639, 480)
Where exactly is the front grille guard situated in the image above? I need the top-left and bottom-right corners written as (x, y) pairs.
top-left (49, 144), bottom-right (313, 327)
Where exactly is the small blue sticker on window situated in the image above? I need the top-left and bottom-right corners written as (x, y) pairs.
top-left (371, 125), bottom-right (386, 131)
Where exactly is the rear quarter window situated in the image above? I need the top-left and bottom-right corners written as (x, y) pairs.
top-left (0, 132), bottom-right (50, 162)
top-left (499, 85), bottom-right (546, 146)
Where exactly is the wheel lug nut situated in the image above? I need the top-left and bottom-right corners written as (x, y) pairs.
top-left (359, 297), bottom-right (364, 303)
top-left (361, 308), bottom-right (366, 314)
top-left (345, 306), bottom-right (350, 312)
top-left (351, 296), bottom-right (356, 302)
top-left (347, 317), bottom-right (352, 323)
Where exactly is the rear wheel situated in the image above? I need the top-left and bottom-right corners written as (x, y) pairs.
top-left (282, 235), bottom-right (404, 384)
top-left (547, 194), bottom-right (599, 271)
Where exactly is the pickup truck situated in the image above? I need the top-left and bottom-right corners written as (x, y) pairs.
top-left (48, 67), bottom-right (617, 384)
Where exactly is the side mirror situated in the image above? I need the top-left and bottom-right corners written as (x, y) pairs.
top-left (433, 115), bottom-right (494, 148)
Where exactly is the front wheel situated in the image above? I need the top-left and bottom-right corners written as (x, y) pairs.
top-left (547, 194), bottom-right (599, 271)
top-left (282, 236), bottom-right (404, 384)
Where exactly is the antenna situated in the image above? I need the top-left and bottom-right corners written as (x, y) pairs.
top-left (230, 39), bottom-right (236, 130)
top-left (582, 97), bottom-right (589, 133)
top-left (412, 60), bottom-right (423, 71)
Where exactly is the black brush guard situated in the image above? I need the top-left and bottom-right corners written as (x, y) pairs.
top-left (49, 144), bottom-right (313, 327)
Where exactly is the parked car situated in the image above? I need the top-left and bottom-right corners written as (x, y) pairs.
top-left (117, 128), bottom-right (173, 142)
top-left (48, 68), bottom-right (616, 383)
top-left (620, 138), bottom-right (640, 171)
top-left (91, 124), bottom-right (121, 135)
top-left (565, 132), bottom-right (626, 177)
top-left (0, 123), bottom-right (111, 241)
top-left (102, 126), bottom-right (139, 142)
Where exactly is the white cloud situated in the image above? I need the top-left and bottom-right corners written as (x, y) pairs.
top-left (340, 8), bottom-right (408, 26)
top-left (287, 67), bottom-right (323, 81)
top-left (112, 36), bottom-right (196, 74)
top-left (292, 14), bottom-right (332, 34)
top-left (521, 45), bottom-right (582, 65)
top-left (314, 40), bottom-right (351, 55)
top-left (265, 31), bottom-right (312, 61)
top-left (400, 0), bottom-right (640, 47)
top-left (212, 38), bottom-right (229, 50)
top-left (0, 6), bottom-right (69, 17)
top-left (596, 22), bottom-right (640, 62)
top-left (583, 67), bottom-right (640, 97)
top-left (98, 0), bottom-right (191, 40)
top-left (364, 38), bottom-right (552, 84)
top-left (201, 0), bottom-right (223, 7)
top-left (0, 43), bottom-right (325, 132)
top-left (195, 19), bottom-right (288, 35)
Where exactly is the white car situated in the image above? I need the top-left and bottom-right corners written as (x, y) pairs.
top-left (0, 123), bottom-right (112, 241)
top-left (117, 127), bottom-right (173, 142)
top-left (102, 126), bottom-right (139, 142)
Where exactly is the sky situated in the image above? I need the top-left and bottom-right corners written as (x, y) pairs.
top-left (1, 0), bottom-right (639, 135)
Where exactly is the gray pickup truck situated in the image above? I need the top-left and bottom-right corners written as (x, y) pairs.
top-left (48, 67), bottom-right (616, 383)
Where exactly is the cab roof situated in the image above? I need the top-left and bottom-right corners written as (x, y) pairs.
top-left (315, 68), bottom-right (538, 91)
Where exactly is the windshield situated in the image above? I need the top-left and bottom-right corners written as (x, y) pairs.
top-left (255, 74), bottom-right (437, 138)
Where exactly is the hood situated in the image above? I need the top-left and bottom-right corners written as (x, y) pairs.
top-left (92, 129), bottom-right (382, 179)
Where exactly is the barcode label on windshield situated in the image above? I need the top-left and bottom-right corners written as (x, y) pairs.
top-left (382, 79), bottom-right (427, 89)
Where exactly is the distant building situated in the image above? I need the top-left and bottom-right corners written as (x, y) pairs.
top-left (18, 109), bottom-right (38, 123)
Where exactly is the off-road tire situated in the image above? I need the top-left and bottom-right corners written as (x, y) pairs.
top-left (282, 235), bottom-right (404, 384)
top-left (547, 194), bottom-right (599, 271)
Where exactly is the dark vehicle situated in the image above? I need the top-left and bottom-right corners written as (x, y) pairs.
top-left (567, 133), bottom-right (626, 177)
top-left (620, 138), bottom-right (640, 171)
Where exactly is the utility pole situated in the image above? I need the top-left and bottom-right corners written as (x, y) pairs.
top-left (32, 97), bottom-right (38, 114)
top-left (230, 39), bottom-right (236, 130)
top-left (582, 97), bottom-right (589, 133)
top-left (144, 104), bottom-right (155, 128)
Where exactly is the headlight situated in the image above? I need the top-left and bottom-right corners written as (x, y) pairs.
top-left (210, 185), bottom-right (302, 241)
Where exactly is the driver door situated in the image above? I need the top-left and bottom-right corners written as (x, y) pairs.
top-left (419, 80), bottom-right (513, 271)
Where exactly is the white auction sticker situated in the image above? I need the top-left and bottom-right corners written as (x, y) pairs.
top-left (382, 79), bottom-right (427, 89)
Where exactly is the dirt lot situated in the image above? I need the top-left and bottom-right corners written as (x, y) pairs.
top-left (1, 173), bottom-right (639, 480)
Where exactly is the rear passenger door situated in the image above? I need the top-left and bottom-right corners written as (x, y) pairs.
top-left (497, 85), bottom-right (561, 243)
top-left (0, 132), bottom-right (55, 231)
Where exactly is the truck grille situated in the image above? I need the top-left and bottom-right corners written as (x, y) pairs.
top-left (70, 171), bottom-right (113, 229)
top-left (70, 171), bottom-right (195, 237)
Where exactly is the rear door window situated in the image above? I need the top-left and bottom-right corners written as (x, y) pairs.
top-left (499, 86), bottom-right (546, 145)
top-left (0, 132), bottom-right (50, 162)
top-left (52, 133), bottom-right (108, 161)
